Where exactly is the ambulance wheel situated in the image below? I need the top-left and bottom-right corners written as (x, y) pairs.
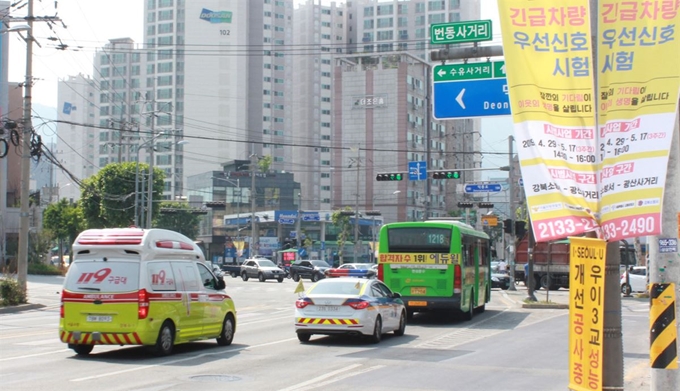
top-left (217, 314), bottom-right (235, 346)
top-left (241, 272), bottom-right (249, 281)
top-left (70, 344), bottom-right (93, 355)
top-left (277, 277), bottom-right (284, 283)
top-left (258, 273), bottom-right (265, 282)
top-left (151, 321), bottom-right (175, 356)
top-left (297, 332), bottom-right (311, 343)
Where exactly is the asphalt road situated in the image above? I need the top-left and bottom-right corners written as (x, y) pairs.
top-left (0, 275), bottom-right (651, 391)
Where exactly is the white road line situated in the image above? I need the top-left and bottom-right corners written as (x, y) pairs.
top-left (277, 363), bottom-right (365, 391)
top-left (70, 337), bottom-right (298, 382)
top-left (0, 349), bottom-right (70, 362)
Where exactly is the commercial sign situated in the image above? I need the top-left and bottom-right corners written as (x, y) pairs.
top-left (432, 61), bottom-right (509, 119)
top-left (498, 0), bottom-right (680, 243)
top-left (568, 237), bottom-right (606, 391)
top-left (430, 20), bottom-right (492, 45)
top-left (200, 8), bottom-right (232, 24)
top-left (353, 95), bottom-right (386, 109)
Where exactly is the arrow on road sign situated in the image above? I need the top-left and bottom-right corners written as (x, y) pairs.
top-left (456, 89), bottom-right (466, 109)
top-left (437, 68), bottom-right (446, 78)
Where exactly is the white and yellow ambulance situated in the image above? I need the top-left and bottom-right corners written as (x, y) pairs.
top-left (59, 228), bottom-right (236, 356)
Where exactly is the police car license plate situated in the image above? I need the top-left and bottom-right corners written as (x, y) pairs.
top-left (87, 315), bottom-right (112, 322)
top-left (317, 306), bottom-right (339, 312)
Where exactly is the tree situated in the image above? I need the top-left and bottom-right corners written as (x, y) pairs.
top-left (80, 162), bottom-right (165, 228)
top-left (155, 201), bottom-right (202, 239)
top-left (43, 199), bottom-right (85, 264)
top-left (258, 155), bottom-right (272, 172)
top-left (331, 208), bottom-right (353, 264)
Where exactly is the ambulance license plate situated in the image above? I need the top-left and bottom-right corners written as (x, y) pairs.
top-left (87, 315), bottom-right (112, 322)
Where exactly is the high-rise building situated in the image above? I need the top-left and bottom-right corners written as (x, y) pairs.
top-left (54, 74), bottom-right (97, 202)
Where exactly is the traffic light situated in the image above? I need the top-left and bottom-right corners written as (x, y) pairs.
top-left (478, 202), bottom-right (494, 209)
top-left (432, 170), bottom-right (461, 180)
top-left (457, 202), bottom-right (474, 208)
top-left (376, 173), bottom-right (404, 181)
top-left (515, 221), bottom-right (527, 237)
top-left (364, 210), bottom-right (382, 216)
top-left (503, 219), bottom-right (512, 234)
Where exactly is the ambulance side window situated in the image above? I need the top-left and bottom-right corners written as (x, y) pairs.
top-left (197, 262), bottom-right (217, 290)
top-left (172, 263), bottom-right (200, 291)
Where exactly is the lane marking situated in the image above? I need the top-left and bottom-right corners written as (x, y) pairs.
top-left (71, 337), bottom-right (298, 382)
top-left (279, 364), bottom-right (385, 391)
top-left (0, 349), bottom-right (70, 362)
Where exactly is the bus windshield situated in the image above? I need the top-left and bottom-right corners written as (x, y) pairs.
top-left (387, 227), bottom-right (451, 253)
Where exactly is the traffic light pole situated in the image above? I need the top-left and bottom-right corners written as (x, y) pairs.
top-left (507, 135), bottom-right (517, 291)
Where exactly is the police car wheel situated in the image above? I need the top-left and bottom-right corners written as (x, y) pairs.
top-left (151, 322), bottom-right (175, 356)
top-left (369, 316), bottom-right (382, 344)
top-left (394, 311), bottom-right (406, 336)
top-left (217, 315), bottom-right (235, 346)
top-left (297, 333), bottom-right (311, 343)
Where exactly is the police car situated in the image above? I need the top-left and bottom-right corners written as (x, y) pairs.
top-left (294, 271), bottom-right (406, 343)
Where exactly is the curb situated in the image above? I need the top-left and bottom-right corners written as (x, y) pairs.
top-left (0, 303), bottom-right (46, 314)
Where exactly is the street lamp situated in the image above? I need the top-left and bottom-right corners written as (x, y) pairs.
top-left (211, 176), bottom-right (241, 239)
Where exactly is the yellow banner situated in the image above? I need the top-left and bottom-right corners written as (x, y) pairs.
top-left (378, 253), bottom-right (460, 265)
top-left (498, 0), bottom-right (680, 242)
top-left (596, 1), bottom-right (680, 241)
top-left (568, 237), bottom-right (606, 391)
top-left (498, 0), bottom-right (600, 242)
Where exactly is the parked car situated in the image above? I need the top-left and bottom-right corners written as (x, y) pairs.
top-left (241, 258), bottom-right (286, 282)
top-left (491, 273), bottom-right (512, 290)
top-left (325, 263), bottom-right (376, 278)
top-left (294, 276), bottom-right (406, 343)
top-left (290, 260), bottom-right (330, 282)
top-left (621, 266), bottom-right (648, 295)
top-left (221, 261), bottom-right (243, 278)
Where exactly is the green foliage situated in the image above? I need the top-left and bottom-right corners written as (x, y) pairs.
top-left (0, 277), bottom-right (27, 306)
top-left (154, 201), bottom-right (201, 239)
top-left (80, 162), bottom-right (165, 228)
top-left (258, 155), bottom-right (272, 172)
top-left (331, 208), bottom-right (353, 263)
top-left (28, 231), bottom-right (53, 264)
top-left (28, 262), bottom-right (64, 276)
top-left (43, 199), bottom-right (85, 257)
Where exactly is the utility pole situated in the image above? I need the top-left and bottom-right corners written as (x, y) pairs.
top-left (250, 153), bottom-right (258, 257)
top-left (16, 0), bottom-right (60, 292)
top-left (145, 102), bottom-right (156, 229)
top-left (296, 192), bottom-right (302, 249)
top-left (507, 136), bottom-right (517, 291)
top-left (649, 108), bottom-right (680, 390)
top-left (352, 146), bottom-right (361, 263)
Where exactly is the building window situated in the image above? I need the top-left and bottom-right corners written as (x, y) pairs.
top-left (158, 62), bottom-right (173, 72)
top-left (158, 10), bottom-right (173, 21)
top-left (398, 4), bottom-right (408, 14)
top-left (321, 160), bottom-right (330, 166)
top-left (429, 1), bottom-right (445, 11)
top-left (147, 25), bottom-right (156, 36)
top-left (159, 0), bottom-right (173, 7)
top-left (363, 7), bottom-right (374, 17)
top-left (377, 4), bottom-right (393, 15)
top-left (157, 75), bottom-right (173, 86)
top-left (158, 49), bottom-right (173, 60)
top-left (415, 15), bottom-right (426, 26)
top-left (377, 17), bottom-right (393, 28)
top-left (158, 23), bottom-right (173, 34)
top-left (415, 28), bottom-right (426, 39)
top-left (321, 122), bottom-right (331, 128)
top-left (321, 109), bottom-right (331, 115)
top-left (157, 88), bottom-right (173, 99)
top-left (377, 31), bottom-right (393, 40)
top-left (364, 19), bottom-right (374, 29)
top-left (416, 3), bottom-right (426, 13)
top-left (449, 12), bottom-right (461, 21)
top-left (321, 135), bottom-right (331, 140)
top-left (429, 14), bottom-right (446, 24)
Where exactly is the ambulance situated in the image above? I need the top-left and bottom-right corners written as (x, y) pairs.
top-left (59, 228), bottom-right (237, 356)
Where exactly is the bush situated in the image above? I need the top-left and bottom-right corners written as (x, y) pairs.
top-left (0, 277), bottom-right (27, 306)
top-left (28, 262), bottom-right (64, 276)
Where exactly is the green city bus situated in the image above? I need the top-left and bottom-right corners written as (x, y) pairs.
top-left (376, 220), bottom-right (491, 320)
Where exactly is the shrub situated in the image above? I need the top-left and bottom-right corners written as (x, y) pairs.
top-left (0, 277), bottom-right (27, 306)
top-left (28, 262), bottom-right (64, 276)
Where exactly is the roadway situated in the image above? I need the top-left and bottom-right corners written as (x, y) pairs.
top-left (0, 275), bottom-right (650, 391)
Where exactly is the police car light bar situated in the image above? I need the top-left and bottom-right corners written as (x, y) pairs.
top-left (325, 269), bottom-right (374, 278)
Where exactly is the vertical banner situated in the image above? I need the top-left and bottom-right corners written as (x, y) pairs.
top-left (596, 1), bottom-right (680, 241)
top-left (498, 1), bottom-right (599, 242)
top-left (568, 236), bottom-right (606, 391)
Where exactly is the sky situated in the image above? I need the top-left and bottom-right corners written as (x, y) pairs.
top-left (6, 0), bottom-right (510, 177)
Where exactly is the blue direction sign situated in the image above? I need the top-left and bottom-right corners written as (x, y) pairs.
top-left (433, 78), bottom-right (510, 119)
top-left (464, 183), bottom-right (502, 193)
top-left (408, 161), bottom-right (427, 181)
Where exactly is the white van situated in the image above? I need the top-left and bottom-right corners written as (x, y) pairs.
top-left (59, 228), bottom-right (237, 356)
